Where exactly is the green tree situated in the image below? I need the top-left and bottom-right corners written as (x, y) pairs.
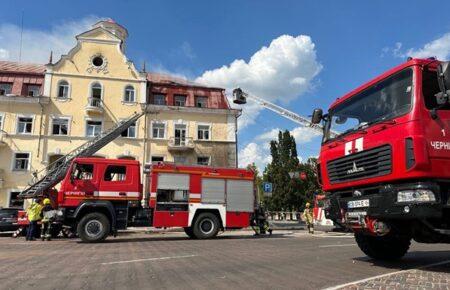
top-left (262, 130), bottom-right (322, 211)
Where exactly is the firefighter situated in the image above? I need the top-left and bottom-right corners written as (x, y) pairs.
top-left (26, 198), bottom-right (42, 241)
top-left (303, 202), bottom-right (314, 234)
top-left (40, 198), bottom-right (54, 241)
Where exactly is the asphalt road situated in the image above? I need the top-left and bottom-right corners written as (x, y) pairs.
top-left (0, 230), bottom-right (449, 290)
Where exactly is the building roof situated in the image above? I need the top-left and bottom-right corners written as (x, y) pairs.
top-left (147, 72), bottom-right (223, 90)
top-left (0, 61), bottom-right (46, 75)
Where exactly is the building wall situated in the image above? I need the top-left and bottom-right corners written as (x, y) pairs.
top-left (0, 22), bottom-right (238, 207)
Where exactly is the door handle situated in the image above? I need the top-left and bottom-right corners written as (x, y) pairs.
top-left (119, 192), bottom-right (126, 196)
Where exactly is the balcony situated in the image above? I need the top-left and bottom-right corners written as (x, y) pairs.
top-left (86, 97), bottom-right (104, 114)
top-left (0, 94), bottom-right (50, 104)
top-left (168, 137), bottom-right (195, 151)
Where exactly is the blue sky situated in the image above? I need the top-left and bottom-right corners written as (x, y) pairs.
top-left (1, 1), bottom-right (450, 170)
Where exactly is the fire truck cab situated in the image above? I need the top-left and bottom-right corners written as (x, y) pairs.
top-left (312, 58), bottom-right (450, 260)
top-left (50, 158), bottom-right (256, 242)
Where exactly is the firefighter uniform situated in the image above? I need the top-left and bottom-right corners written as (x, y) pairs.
top-left (26, 199), bottom-right (42, 241)
top-left (40, 198), bottom-right (54, 241)
top-left (303, 202), bottom-right (314, 234)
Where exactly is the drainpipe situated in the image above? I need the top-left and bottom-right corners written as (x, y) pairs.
top-left (37, 97), bottom-right (44, 158)
top-left (234, 110), bottom-right (241, 168)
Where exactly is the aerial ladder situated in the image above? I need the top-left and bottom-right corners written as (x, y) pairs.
top-left (19, 111), bottom-right (145, 199)
top-left (232, 88), bottom-right (338, 138)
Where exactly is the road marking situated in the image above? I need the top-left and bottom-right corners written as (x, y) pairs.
top-left (318, 243), bottom-right (356, 248)
top-left (323, 259), bottom-right (450, 290)
top-left (101, 254), bottom-right (198, 265)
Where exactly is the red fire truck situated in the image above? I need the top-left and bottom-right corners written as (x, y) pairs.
top-left (311, 58), bottom-right (450, 260)
top-left (19, 158), bottom-right (258, 242)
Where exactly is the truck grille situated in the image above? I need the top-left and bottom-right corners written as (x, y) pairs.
top-left (327, 145), bottom-right (391, 183)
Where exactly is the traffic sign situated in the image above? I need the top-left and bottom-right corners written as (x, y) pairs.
top-left (263, 182), bottom-right (273, 193)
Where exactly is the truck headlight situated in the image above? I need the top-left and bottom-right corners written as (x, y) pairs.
top-left (397, 189), bottom-right (436, 203)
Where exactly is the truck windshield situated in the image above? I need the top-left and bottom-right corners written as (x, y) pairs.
top-left (323, 68), bottom-right (413, 142)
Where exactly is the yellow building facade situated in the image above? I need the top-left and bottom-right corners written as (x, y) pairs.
top-left (0, 20), bottom-right (238, 207)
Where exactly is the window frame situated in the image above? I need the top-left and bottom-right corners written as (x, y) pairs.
top-left (56, 80), bottom-right (70, 99)
top-left (16, 115), bottom-right (34, 135)
top-left (12, 151), bottom-right (31, 171)
top-left (197, 156), bottom-right (210, 166)
top-left (197, 123), bottom-right (211, 141)
top-left (195, 96), bottom-right (208, 108)
top-left (151, 155), bottom-right (165, 163)
top-left (103, 165), bottom-right (128, 182)
top-left (26, 85), bottom-right (40, 97)
top-left (174, 95), bottom-right (187, 107)
top-left (151, 121), bottom-right (166, 139)
top-left (8, 190), bottom-right (24, 208)
top-left (85, 119), bottom-right (103, 137)
top-left (51, 116), bottom-right (71, 136)
top-left (0, 83), bottom-right (12, 96)
top-left (90, 81), bottom-right (103, 100)
top-left (123, 85), bottom-right (136, 103)
top-left (120, 120), bottom-right (137, 138)
top-left (0, 112), bottom-right (4, 131)
top-left (153, 94), bottom-right (166, 105)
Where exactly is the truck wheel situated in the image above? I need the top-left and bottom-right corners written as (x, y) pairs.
top-left (355, 232), bottom-right (411, 260)
top-left (77, 213), bottom-right (110, 243)
top-left (183, 227), bottom-right (196, 239)
top-left (192, 213), bottom-right (220, 239)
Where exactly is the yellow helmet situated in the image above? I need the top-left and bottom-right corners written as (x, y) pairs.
top-left (305, 202), bottom-right (311, 208)
top-left (43, 198), bottom-right (51, 205)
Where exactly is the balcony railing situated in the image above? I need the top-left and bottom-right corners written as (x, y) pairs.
top-left (86, 97), bottom-right (104, 114)
top-left (168, 137), bottom-right (195, 151)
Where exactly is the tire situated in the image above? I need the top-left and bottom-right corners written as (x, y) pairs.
top-left (355, 232), bottom-right (411, 260)
top-left (192, 212), bottom-right (220, 239)
top-left (77, 212), bottom-right (110, 243)
top-left (183, 227), bottom-right (196, 239)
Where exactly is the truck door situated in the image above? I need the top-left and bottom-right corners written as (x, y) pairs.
top-left (68, 163), bottom-right (97, 197)
top-left (100, 164), bottom-right (139, 200)
top-left (153, 173), bottom-right (189, 227)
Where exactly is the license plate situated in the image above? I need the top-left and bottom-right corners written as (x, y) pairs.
top-left (347, 199), bottom-right (370, 209)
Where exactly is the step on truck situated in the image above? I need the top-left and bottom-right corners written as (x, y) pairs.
top-left (311, 58), bottom-right (450, 260)
top-left (20, 158), bottom-right (260, 242)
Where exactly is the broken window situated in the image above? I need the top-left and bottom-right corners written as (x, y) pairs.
top-left (195, 96), bottom-right (208, 108)
top-left (121, 121), bottom-right (136, 138)
top-left (86, 120), bottom-right (102, 137)
top-left (104, 165), bottom-right (127, 181)
top-left (174, 95), bottom-right (186, 106)
top-left (153, 94), bottom-right (166, 105)
top-left (197, 156), bottom-right (210, 165)
top-left (13, 153), bottom-right (30, 171)
top-left (0, 83), bottom-right (12, 96)
top-left (27, 85), bottom-right (40, 97)
top-left (17, 117), bottom-right (33, 134)
top-left (52, 118), bottom-right (69, 135)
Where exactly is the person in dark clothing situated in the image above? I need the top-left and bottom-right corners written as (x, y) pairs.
top-left (40, 198), bottom-right (54, 241)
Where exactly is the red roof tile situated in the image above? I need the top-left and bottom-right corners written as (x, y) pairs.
top-left (0, 61), bottom-right (45, 75)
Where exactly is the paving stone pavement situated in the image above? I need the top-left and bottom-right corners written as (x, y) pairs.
top-left (341, 263), bottom-right (450, 290)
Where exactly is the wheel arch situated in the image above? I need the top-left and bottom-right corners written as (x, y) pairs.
top-left (74, 201), bottom-right (116, 231)
top-left (191, 208), bottom-right (224, 230)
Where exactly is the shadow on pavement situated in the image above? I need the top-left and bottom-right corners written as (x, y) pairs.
top-left (353, 250), bottom-right (450, 272)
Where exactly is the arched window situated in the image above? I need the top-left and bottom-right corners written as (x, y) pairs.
top-left (57, 80), bottom-right (69, 99)
top-left (124, 85), bottom-right (135, 102)
top-left (91, 82), bottom-right (102, 99)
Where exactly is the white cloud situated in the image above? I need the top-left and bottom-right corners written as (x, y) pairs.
top-left (238, 142), bottom-right (272, 171)
top-left (196, 34), bottom-right (322, 129)
top-left (385, 32), bottom-right (450, 60)
top-left (240, 126), bottom-right (321, 171)
top-left (0, 15), bottom-right (100, 63)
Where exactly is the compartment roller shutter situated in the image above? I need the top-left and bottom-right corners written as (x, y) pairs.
top-left (157, 173), bottom-right (190, 190)
top-left (201, 178), bottom-right (225, 203)
top-left (226, 180), bottom-right (254, 212)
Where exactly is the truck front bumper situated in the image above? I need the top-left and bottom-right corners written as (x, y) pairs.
top-left (325, 182), bottom-right (444, 226)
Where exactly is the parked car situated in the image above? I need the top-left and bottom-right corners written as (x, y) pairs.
top-left (0, 208), bottom-right (21, 232)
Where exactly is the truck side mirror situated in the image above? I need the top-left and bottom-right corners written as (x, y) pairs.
top-left (436, 61), bottom-right (450, 105)
top-left (311, 108), bottom-right (323, 124)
